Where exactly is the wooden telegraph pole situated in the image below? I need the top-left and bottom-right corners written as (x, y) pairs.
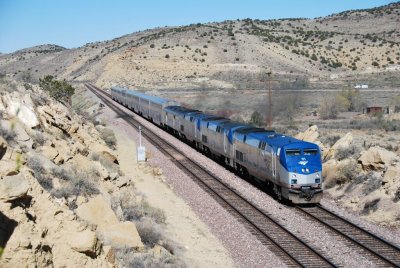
top-left (266, 71), bottom-right (272, 128)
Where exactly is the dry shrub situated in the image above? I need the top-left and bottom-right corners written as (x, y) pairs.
top-left (99, 128), bottom-right (117, 149)
top-left (32, 131), bottom-right (46, 146)
top-left (394, 187), bottom-right (400, 202)
top-left (51, 167), bottom-right (99, 199)
top-left (90, 152), bottom-right (119, 174)
top-left (136, 218), bottom-right (163, 247)
top-left (323, 177), bottom-right (338, 189)
top-left (31, 93), bottom-right (50, 107)
top-left (324, 159), bottom-right (363, 189)
top-left (0, 124), bottom-right (16, 143)
top-left (123, 200), bottom-right (166, 224)
top-left (27, 155), bottom-right (99, 199)
top-left (362, 176), bottom-right (382, 194)
top-left (336, 159), bottom-right (359, 184)
top-left (335, 145), bottom-right (362, 160)
top-left (26, 156), bottom-right (53, 190)
top-left (115, 247), bottom-right (186, 268)
top-left (362, 198), bottom-right (380, 215)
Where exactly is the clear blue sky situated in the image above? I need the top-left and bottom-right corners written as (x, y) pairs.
top-left (0, 0), bottom-right (396, 53)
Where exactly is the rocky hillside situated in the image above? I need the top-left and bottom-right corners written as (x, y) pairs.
top-left (0, 2), bottom-right (399, 90)
top-left (0, 77), bottom-right (185, 267)
top-left (296, 126), bottom-right (400, 227)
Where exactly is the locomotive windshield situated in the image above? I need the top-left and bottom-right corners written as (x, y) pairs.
top-left (304, 148), bottom-right (318, 155)
top-left (285, 149), bottom-right (301, 156)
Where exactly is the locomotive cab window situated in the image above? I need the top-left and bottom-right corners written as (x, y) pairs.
top-left (304, 149), bottom-right (318, 155)
top-left (285, 149), bottom-right (301, 156)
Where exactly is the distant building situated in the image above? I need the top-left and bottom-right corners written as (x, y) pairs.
top-left (363, 106), bottom-right (388, 114)
top-left (354, 84), bottom-right (368, 89)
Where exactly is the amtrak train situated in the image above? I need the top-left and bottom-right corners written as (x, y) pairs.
top-left (111, 86), bottom-right (323, 204)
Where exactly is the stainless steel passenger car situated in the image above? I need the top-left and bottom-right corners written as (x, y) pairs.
top-left (111, 87), bottom-right (178, 125)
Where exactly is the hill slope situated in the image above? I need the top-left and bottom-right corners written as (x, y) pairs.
top-left (0, 2), bottom-right (399, 90)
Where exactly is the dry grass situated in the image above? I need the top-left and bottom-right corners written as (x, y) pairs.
top-left (115, 247), bottom-right (186, 268)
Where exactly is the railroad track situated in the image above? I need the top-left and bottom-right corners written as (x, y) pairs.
top-left (85, 83), bottom-right (336, 267)
top-left (297, 205), bottom-right (400, 267)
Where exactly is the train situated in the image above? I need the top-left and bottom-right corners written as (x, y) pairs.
top-left (110, 86), bottom-right (323, 204)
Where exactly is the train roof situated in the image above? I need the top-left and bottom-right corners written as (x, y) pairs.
top-left (164, 106), bottom-right (200, 115)
top-left (111, 86), bottom-right (177, 106)
top-left (201, 116), bottom-right (226, 122)
top-left (248, 131), bottom-right (316, 149)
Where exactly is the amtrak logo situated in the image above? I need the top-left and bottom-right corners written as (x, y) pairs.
top-left (298, 157), bottom-right (308, 166)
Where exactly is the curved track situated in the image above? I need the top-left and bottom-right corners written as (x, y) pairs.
top-left (86, 84), bottom-right (336, 268)
top-left (297, 205), bottom-right (400, 267)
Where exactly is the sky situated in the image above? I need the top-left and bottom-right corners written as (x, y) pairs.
top-left (0, 0), bottom-right (396, 53)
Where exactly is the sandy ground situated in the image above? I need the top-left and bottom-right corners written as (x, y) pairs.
top-left (111, 117), bottom-right (235, 267)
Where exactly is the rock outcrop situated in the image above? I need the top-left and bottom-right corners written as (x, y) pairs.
top-left (324, 132), bottom-right (353, 160)
top-left (295, 125), bottom-right (319, 143)
top-left (68, 230), bottom-right (102, 258)
top-left (76, 195), bottom-right (119, 228)
top-left (76, 195), bottom-right (144, 249)
top-left (1, 92), bottom-right (39, 128)
top-left (0, 136), bottom-right (7, 160)
top-left (101, 221), bottom-right (144, 249)
top-left (358, 146), bottom-right (398, 171)
top-left (0, 174), bottom-right (30, 201)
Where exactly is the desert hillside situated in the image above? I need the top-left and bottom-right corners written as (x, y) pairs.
top-left (1, 76), bottom-right (234, 267)
top-left (0, 2), bottom-right (399, 90)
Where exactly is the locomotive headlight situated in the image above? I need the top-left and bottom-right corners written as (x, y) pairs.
top-left (316, 173), bottom-right (320, 178)
top-left (292, 174), bottom-right (297, 178)
top-left (305, 168), bottom-right (309, 173)
top-left (301, 168), bottom-right (305, 172)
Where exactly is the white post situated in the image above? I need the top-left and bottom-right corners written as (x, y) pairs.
top-left (139, 126), bottom-right (142, 147)
top-left (137, 126), bottom-right (146, 162)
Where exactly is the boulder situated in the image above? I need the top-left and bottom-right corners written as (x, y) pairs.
top-left (0, 173), bottom-right (30, 201)
top-left (296, 125), bottom-right (319, 143)
top-left (115, 176), bottom-right (130, 188)
top-left (0, 136), bottom-right (7, 160)
top-left (68, 229), bottom-right (101, 257)
top-left (2, 93), bottom-right (39, 128)
top-left (103, 245), bottom-right (116, 265)
top-left (358, 146), bottom-right (397, 171)
top-left (100, 151), bottom-right (119, 165)
top-left (382, 165), bottom-right (400, 186)
top-left (37, 104), bottom-right (73, 135)
top-left (0, 160), bottom-right (17, 176)
top-left (76, 195), bottom-right (119, 228)
top-left (40, 146), bottom-right (59, 161)
top-left (100, 221), bottom-right (144, 249)
top-left (322, 159), bottom-right (339, 179)
top-left (324, 132), bottom-right (353, 160)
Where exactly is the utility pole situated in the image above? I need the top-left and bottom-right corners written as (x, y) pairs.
top-left (266, 71), bottom-right (272, 128)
